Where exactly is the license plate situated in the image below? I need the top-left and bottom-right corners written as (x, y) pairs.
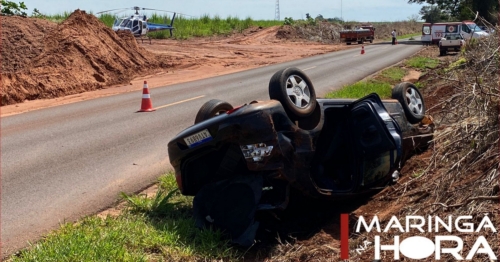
top-left (184, 129), bottom-right (212, 148)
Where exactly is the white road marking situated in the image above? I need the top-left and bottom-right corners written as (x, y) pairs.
top-left (154, 95), bottom-right (206, 110)
top-left (303, 66), bottom-right (317, 71)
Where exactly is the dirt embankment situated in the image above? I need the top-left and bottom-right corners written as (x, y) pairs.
top-left (1, 10), bottom-right (176, 105)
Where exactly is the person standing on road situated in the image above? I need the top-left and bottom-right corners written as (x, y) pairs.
top-left (391, 29), bottom-right (397, 45)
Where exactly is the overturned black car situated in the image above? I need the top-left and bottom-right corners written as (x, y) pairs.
top-left (167, 67), bottom-right (433, 245)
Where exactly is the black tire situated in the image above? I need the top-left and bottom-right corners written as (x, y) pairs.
top-left (194, 99), bottom-right (233, 124)
top-left (346, 42), bottom-right (351, 45)
top-left (369, 39), bottom-right (373, 43)
top-left (269, 67), bottom-right (317, 118)
top-left (392, 82), bottom-right (426, 124)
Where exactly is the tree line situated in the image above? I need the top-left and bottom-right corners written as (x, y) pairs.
top-left (409, 0), bottom-right (499, 24)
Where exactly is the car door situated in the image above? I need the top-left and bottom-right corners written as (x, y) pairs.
top-left (349, 94), bottom-right (401, 187)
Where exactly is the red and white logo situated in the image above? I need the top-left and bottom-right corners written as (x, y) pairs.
top-left (448, 25), bottom-right (455, 32)
top-left (341, 214), bottom-right (497, 260)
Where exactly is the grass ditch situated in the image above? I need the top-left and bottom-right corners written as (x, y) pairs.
top-left (9, 175), bottom-right (243, 262)
top-left (326, 64), bottom-right (418, 99)
top-left (405, 56), bottom-right (439, 69)
top-left (325, 49), bottom-right (445, 108)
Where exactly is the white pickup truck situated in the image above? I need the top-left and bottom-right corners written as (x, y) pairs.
top-left (439, 33), bottom-right (465, 56)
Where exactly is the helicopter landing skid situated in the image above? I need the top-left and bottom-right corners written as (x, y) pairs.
top-left (137, 35), bottom-right (152, 44)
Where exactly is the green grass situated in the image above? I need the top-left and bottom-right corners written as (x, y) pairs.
top-left (137, 14), bottom-right (281, 40)
top-left (410, 170), bottom-right (425, 178)
top-left (9, 174), bottom-right (242, 262)
top-left (379, 67), bottom-right (406, 82)
top-left (97, 13), bottom-right (115, 27)
top-left (405, 56), bottom-right (440, 69)
top-left (325, 80), bottom-right (392, 99)
top-left (445, 57), bottom-right (466, 72)
top-left (413, 81), bottom-right (424, 89)
top-left (42, 11), bottom-right (282, 40)
top-left (44, 11), bottom-right (72, 23)
top-left (325, 67), bottom-right (408, 99)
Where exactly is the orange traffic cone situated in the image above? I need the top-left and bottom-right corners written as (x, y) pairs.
top-left (137, 81), bottom-right (155, 112)
top-left (361, 45), bottom-right (365, 55)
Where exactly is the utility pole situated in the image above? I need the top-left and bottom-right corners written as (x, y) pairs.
top-left (275, 0), bottom-right (280, 20)
top-left (341, 0), bottom-right (343, 22)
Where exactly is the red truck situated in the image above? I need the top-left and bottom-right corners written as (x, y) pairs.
top-left (339, 25), bottom-right (375, 45)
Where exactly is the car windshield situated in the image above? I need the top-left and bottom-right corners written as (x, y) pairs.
top-left (467, 23), bottom-right (483, 32)
top-left (445, 34), bottom-right (462, 40)
top-left (119, 18), bottom-right (131, 28)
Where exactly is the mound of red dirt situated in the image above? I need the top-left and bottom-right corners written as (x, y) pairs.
top-left (1, 10), bottom-right (175, 105)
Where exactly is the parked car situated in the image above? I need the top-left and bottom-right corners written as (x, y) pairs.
top-left (167, 67), bottom-right (434, 246)
top-left (479, 25), bottom-right (495, 34)
top-left (439, 33), bottom-right (465, 56)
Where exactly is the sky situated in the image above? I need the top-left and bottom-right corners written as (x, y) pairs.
top-left (20, 0), bottom-right (425, 22)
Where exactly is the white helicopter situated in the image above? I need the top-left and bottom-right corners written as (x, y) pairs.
top-left (97, 6), bottom-right (183, 38)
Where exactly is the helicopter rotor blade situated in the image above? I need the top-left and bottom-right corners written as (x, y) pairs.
top-left (173, 13), bottom-right (195, 18)
top-left (137, 7), bottom-right (195, 18)
top-left (139, 7), bottom-right (176, 13)
top-left (97, 6), bottom-right (195, 18)
top-left (96, 7), bottom-right (130, 14)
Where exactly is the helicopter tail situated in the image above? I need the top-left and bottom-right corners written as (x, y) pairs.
top-left (169, 13), bottom-right (176, 37)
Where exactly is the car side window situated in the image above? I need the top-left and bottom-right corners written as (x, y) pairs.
top-left (462, 24), bottom-right (471, 34)
top-left (423, 26), bottom-right (430, 34)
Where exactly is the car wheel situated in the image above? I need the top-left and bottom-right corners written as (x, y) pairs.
top-left (392, 82), bottom-right (426, 124)
top-left (194, 99), bottom-right (233, 124)
top-left (268, 67), bottom-right (317, 118)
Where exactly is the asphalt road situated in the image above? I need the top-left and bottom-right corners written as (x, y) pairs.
top-left (1, 39), bottom-right (424, 256)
